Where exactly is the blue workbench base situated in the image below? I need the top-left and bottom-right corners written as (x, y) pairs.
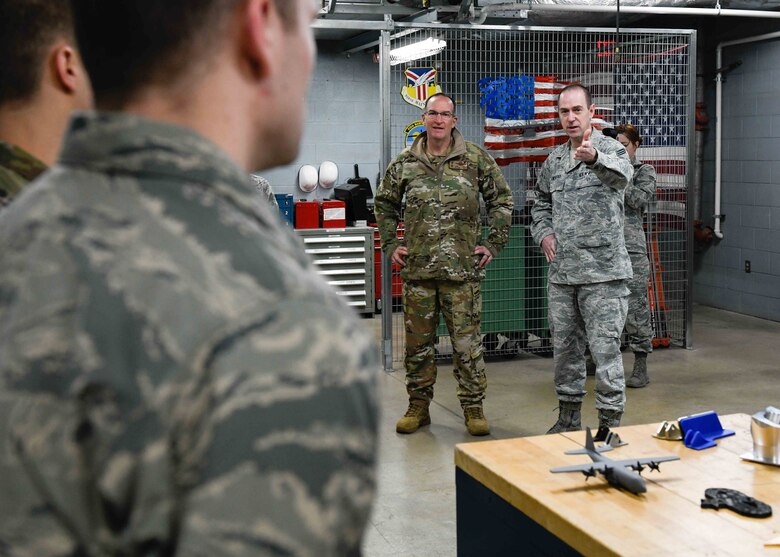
top-left (456, 467), bottom-right (582, 557)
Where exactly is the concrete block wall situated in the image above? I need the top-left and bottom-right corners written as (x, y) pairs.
top-left (256, 47), bottom-right (381, 203)
top-left (695, 37), bottom-right (780, 321)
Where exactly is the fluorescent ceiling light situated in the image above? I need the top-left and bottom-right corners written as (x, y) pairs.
top-left (389, 38), bottom-right (447, 66)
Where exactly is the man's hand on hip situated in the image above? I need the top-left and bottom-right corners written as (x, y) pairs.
top-left (473, 245), bottom-right (493, 268)
top-left (392, 246), bottom-right (408, 267)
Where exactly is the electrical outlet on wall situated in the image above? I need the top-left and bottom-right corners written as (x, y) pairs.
top-left (745, 260), bottom-right (751, 273)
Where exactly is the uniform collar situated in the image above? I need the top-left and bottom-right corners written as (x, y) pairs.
top-left (0, 141), bottom-right (47, 182)
top-left (409, 128), bottom-right (468, 164)
top-left (59, 111), bottom-right (250, 192)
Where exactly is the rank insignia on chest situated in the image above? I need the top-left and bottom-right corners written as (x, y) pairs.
top-left (449, 160), bottom-right (469, 170)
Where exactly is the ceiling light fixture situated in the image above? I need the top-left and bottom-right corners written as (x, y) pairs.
top-left (389, 38), bottom-right (447, 66)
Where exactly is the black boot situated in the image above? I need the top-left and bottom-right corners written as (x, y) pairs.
top-left (547, 401), bottom-right (582, 434)
top-left (594, 408), bottom-right (623, 442)
top-left (585, 351), bottom-right (596, 377)
top-left (626, 352), bottom-right (649, 388)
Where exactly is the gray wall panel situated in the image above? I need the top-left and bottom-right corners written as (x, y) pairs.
top-left (257, 48), bottom-right (381, 202)
top-left (694, 37), bottom-right (780, 322)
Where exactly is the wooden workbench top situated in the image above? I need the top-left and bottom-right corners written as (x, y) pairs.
top-left (455, 414), bottom-right (780, 556)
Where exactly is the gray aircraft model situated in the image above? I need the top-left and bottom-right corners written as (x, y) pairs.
top-left (550, 427), bottom-right (680, 494)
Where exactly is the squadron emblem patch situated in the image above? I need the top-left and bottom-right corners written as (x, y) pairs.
top-left (401, 67), bottom-right (442, 109)
top-left (404, 120), bottom-right (425, 147)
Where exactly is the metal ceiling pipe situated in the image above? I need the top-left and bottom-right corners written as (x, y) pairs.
top-left (469, 2), bottom-right (780, 20)
top-left (714, 30), bottom-right (780, 240)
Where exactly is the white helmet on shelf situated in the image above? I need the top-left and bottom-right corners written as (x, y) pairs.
top-left (318, 161), bottom-right (338, 189)
top-left (298, 164), bottom-right (318, 192)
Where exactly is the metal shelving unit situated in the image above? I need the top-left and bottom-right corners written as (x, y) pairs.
top-left (297, 227), bottom-right (375, 315)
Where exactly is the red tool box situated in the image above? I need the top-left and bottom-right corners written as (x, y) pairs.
top-left (294, 201), bottom-right (320, 229)
top-left (321, 200), bottom-right (346, 228)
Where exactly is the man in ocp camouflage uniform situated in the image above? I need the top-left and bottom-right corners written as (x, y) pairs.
top-left (0, 0), bottom-right (92, 208)
top-left (0, 1), bottom-right (379, 556)
top-left (375, 93), bottom-right (513, 436)
top-left (531, 84), bottom-right (634, 439)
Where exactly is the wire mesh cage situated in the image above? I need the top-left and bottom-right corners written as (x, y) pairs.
top-left (381, 25), bottom-right (694, 365)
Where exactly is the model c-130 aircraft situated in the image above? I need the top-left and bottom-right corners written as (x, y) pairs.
top-left (550, 427), bottom-right (680, 494)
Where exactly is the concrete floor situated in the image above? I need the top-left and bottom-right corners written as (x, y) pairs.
top-left (361, 303), bottom-right (780, 556)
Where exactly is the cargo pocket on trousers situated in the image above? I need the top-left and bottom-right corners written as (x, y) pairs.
top-left (593, 312), bottom-right (623, 382)
top-left (471, 282), bottom-right (482, 326)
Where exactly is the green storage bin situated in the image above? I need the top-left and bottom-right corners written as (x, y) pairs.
top-left (430, 224), bottom-right (551, 357)
top-left (436, 225), bottom-right (525, 352)
top-left (523, 226), bottom-right (552, 354)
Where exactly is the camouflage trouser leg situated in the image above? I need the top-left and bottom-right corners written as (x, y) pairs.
top-left (402, 279), bottom-right (486, 407)
top-left (403, 280), bottom-right (440, 404)
top-left (625, 252), bottom-right (653, 354)
top-left (439, 280), bottom-right (486, 407)
top-left (549, 280), bottom-right (629, 412)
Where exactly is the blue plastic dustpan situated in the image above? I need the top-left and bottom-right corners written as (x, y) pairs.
top-left (679, 411), bottom-right (735, 450)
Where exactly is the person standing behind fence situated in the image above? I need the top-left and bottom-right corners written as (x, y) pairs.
top-left (375, 92), bottom-right (513, 436)
top-left (0, 0), bottom-right (379, 554)
top-left (531, 84), bottom-right (634, 439)
top-left (615, 123), bottom-right (656, 388)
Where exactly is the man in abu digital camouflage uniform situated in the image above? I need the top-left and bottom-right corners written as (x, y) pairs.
top-left (531, 84), bottom-right (634, 438)
top-left (375, 93), bottom-right (513, 436)
top-left (615, 122), bottom-right (657, 388)
top-left (0, 1), bottom-right (379, 555)
top-left (251, 174), bottom-right (280, 211)
top-left (0, 0), bottom-right (92, 208)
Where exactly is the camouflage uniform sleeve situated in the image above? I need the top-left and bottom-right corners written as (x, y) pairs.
top-left (586, 138), bottom-right (634, 191)
top-left (374, 158), bottom-right (405, 255)
top-left (530, 159), bottom-right (554, 247)
top-left (478, 152), bottom-right (513, 256)
top-left (175, 297), bottom-right (379, 556)
top-left (625, 163), bottom-right (656, 211)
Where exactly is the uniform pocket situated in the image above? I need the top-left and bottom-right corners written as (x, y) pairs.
top-left (574, 234), bottom-right (612, 248)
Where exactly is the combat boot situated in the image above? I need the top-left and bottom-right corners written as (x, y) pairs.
top-left (546, 401), bottom-right (582, 434)
top-left (626, 352), bottom-right (649, 388)
top-left (594, 408), bottom-right (623, 442)
top-left (585, 352), bottom-right (596, 376)
top-left (396, 400), bottom-right (431, 434)
top-left (463, 405), bottom-right (490, 436)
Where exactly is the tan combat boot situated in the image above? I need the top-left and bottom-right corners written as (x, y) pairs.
top-left (464, 405), bottom-right (490, 436)
top-left (396, 400), bottom-right (431, 434)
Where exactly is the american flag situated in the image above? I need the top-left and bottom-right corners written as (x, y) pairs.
top-left (611, 44), bottom-right (690, 219)
top-left (613, 44), bottom-right (689, 188)
top-left (480, 75), bottom-right (610, 165)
